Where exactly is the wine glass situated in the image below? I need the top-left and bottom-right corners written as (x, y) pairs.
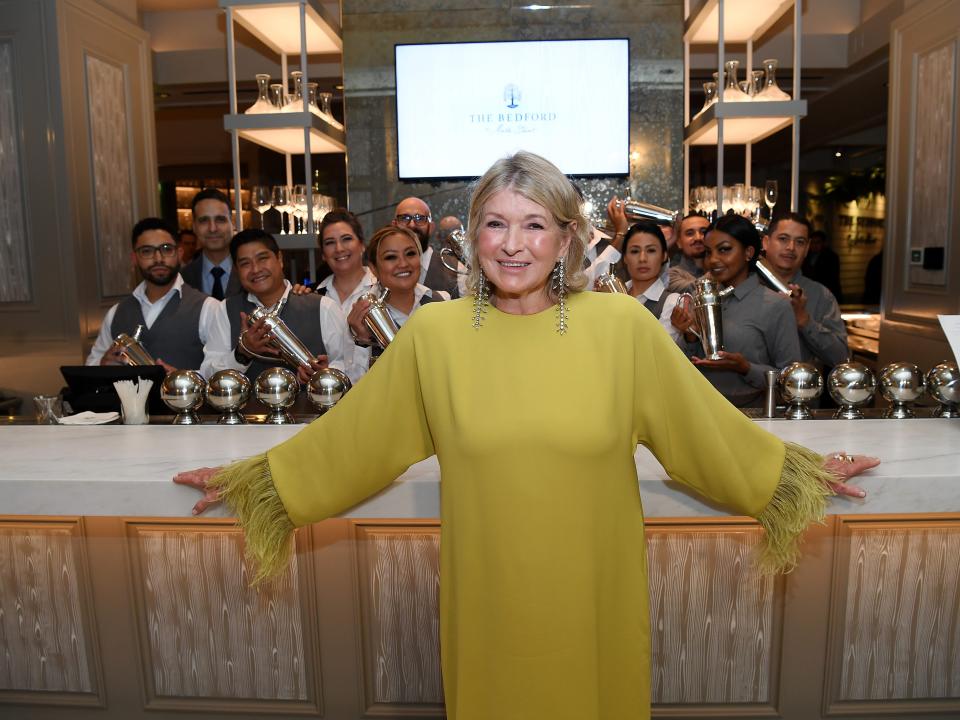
top-left (252, 186), bottom-right (271, 229)
top-left (291, 184), bottom-right (308, 234)
top-left (764, 180), bottom-right (778, 218)
top-left (271, 185), bottom-right (291, 235)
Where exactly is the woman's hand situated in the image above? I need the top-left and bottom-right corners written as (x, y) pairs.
top-left (822, 452), bottom-right (880, 498)
top-left (173, 466), bottom-right (223, 515)
top-left (671, 296), bottom-right (698, 339)
top-left (691, 350), bottom-right (750, 374)
top-left (347, 298), bottom-right (374, 345)
top-left (606, 195), bottom-right (629, 250)
top-left (290, 283), bottom-right (314, 296)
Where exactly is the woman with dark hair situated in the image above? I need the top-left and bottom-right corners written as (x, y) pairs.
top-left (617, 221), bottom-right (683, 345)
top-left (315, 208), bottom-right (377, 314)
top-left (675, 214), bottom-right (801, 407)
top-left (346, 225), bottom-right (449, 365)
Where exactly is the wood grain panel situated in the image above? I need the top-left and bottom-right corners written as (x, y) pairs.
top-left (129, 524), bottom-right (309, 702)
top-left (838, 523), bottom-right (960, 701)
top-left (354, 524), bottom-right (444, 710)
top-left (646, 525), bottom-right (777, 705)
top-left (0, 521), bottom-right (94, 694)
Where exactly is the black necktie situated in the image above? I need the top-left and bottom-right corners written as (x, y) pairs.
top-left (210, 266), bottom-right (226, 300)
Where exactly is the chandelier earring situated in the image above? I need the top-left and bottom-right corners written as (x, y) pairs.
top-left (554, 258), bottom-right (568, 335)
top-left (473, 267), bottom-right (489, 330)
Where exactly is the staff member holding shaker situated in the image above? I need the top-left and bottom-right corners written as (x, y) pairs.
top-left (347, 226), bottom-right (449, 366)
top-left (215, 229), bottom-right (356, 386)
top-left (674, 215), bottom-right (801, 407)
top-left (175, 152), bottom-right (877, 720)
top-left (619, 221), bottom-right (683, 345)
top-left (86, 217), bottom-right (231, 378)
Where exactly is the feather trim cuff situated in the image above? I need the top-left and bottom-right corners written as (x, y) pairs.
top-left (209, 454), bottom-right (295, 584)
top-left (755, 442), bottom-right (837, 574)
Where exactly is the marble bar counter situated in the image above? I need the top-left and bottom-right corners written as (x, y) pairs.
top-left (3, 419), bottom-right (960, 720)
top-left (2, 419), bottom-right (959, 518)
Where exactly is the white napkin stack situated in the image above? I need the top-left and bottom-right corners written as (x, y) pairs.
top-left (58, 411), bottom-right (120, 425)
top-left (113, 379), bottom-right (153, 425)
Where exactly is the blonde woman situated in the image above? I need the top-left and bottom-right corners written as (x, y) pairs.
top-left (176, 151), bottom-right (878, 720)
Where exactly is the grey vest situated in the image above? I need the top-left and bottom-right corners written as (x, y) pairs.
top-left (642, 290), bottom-right (669, 320)
top-left (423, 250), bottom-right (460, 298)
top-left (110, 284), bottom-right (207, 370)
top-left (226, 293), bottom-right (328, 381)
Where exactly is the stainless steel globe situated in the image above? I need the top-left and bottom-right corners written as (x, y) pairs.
top-left (206, 369), bottom-right (251, 425)
top-left (254, 367), bottom-right (299, 424)
top-left (925, 361), bottom-right (960, 418)
top-left (306, 367), bottom-right (352, 413)
top-left (160, 369), bottom-right (206, 425)
top-left (878, 362), bottom-right (924, 418)
top-left (778, 362), bottom-right (823, 420)
top-left (827, 362), bottom-right (876, 419)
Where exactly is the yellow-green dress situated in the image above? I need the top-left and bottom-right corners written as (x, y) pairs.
top-left (215, 291), bottom-right (833, 720)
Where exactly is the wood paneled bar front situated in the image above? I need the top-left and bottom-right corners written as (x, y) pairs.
top-left (1, 420), bottom-right (958, 720)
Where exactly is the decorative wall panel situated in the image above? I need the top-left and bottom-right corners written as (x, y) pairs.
top-left (0, 522), bottom-right (95, 693)
top-left (84, 53), bottom-right (135, 299)
top-left (131, 526), bottom-right (309, 702)
top-left (646, 526), bottom-right (776, 705)
top-left (907, 40), bottom-right (956, 288)
top-left (0, 40), bottom-right (31, 303)
top-left (354, 525), bottom-right (443, 709)
top-left (838, 523), bottom-right (960, 701)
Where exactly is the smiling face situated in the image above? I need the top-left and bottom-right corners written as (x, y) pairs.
top-left (235, 240), bottom-right (285, 301)
top-left (475, 188), bottom-right (572, 309)
top-left (192, 198), bottom-right (234, 255)
top-left (704, 229), bottom-right (754, 287)
top-left (321, 221), bottom-right (364, 277)
top-left (623, 232), bottom-right (667, 284)
top-left (762, 219), bottom-right (810, 275)
top-left (371, 230), bottom-right (421, 293)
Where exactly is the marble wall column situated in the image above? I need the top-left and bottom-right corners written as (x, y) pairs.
top-left (341, 0), bottom-right (684, 238)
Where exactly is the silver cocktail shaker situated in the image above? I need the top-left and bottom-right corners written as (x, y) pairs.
top-left (242, 296), bottom-right (316, 370)
top-left (114, 324), bottom-right (156, 366)
top-left (439, 227), bottom-right (470, 274)
top-left (594, 272), bottom-right (628, 294)
top-left (622, 199), bottom-right (680, 226)
top-left (360, 288), bottom-right (400, 347)
top-left (686, 276), bottom-right (725, 360)
top-left (755, 258), bottom-right (795, 297)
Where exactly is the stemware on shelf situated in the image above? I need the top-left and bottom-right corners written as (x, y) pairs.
top-left (721, 60), bottom-right (750, 102)
top-left (318, 92), bottom-right (333, 118)
top-left (764, 180), bottom-right (779, 217)
top-left (751, 70), bottom-right (765, 97)
top-left (757, 58), bottom-right (791, 101)
top-left (291, 184), bottom-right (308, 234)
top-left (252, 186), bottom-right (272, 229)
top-left (305, 82), bottom-right (320, 117)
top-left (245, 74), bottom-right (273, 114)
top-left (282, 71), bottom-right (304, 113)
top-left (271, 185), bottom-right (291, 235)
top-left (269, 83), bottom-right (286, 109)
top-left (698, 82), bottom-right (717, 116)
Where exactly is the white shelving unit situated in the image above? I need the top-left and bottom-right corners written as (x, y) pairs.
top-left (683, 0), bottom-right (806, 214)
top-left (220, 0), bottom-right (345, 280)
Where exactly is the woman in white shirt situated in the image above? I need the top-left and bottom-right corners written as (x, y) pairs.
top-left (620, 221), bottom-right (683, 345)
top-left (347, 226), bottom-right (449, 364)
top-left (315, 209), bottom-right (378, 313)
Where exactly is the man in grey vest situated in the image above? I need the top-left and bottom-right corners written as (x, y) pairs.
top-left (761, 213), bottom-right (849, 369)
top-left (85, 217), bottom-right (231, 377)
top-left (393, 196), bottom-right (461, 298)
top-left (214, 229), bottom-right (358, 386)
top-left (181, 188), bottom-right (242, 299)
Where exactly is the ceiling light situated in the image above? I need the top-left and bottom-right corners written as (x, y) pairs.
top-left (835, 151), bottom-right (842, 157)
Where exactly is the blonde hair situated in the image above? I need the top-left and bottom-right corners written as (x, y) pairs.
top-left (366, 225), bottom-right (421, 269)
top-left (465, 151), bottom-right (589, 300)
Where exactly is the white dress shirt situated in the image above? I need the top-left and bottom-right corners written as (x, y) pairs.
top-left (583, 227), bottom-right (623, 286)
top-left (317, 267), bottom-right (378, 316)
top-left (210, 280), bottom-right (361, 384)
top-left (85, 275), bottom-right (233, 378)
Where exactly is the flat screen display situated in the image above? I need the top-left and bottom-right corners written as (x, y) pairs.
top-left (395, 39), bottom-right (629, 179)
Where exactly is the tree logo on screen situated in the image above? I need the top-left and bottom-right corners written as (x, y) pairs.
top-left (503, 84), bottom-right (521, 109)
